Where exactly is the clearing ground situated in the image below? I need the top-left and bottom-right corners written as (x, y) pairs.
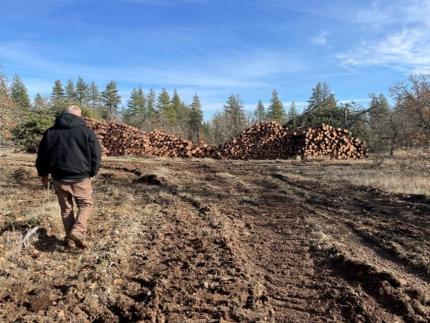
top-left (0, 151), bottom-right (429, 322)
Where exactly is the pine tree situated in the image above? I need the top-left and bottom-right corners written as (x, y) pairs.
top-left (123, 87), bottom-right (145, 127)
top-left (224, 94), bottom-right (246, 138)
top-left (88, 82), bottom-right (101, 113)
top-left (171, 89), bottom-right (188, 135)
top-left (146, 89), bottom-right (156, 119)
top-left (157, 89), bottom-right (170, 129)
top-left (254, 100), bottom-right (266, 122)
top-left (50, 80), bottom-right (67, 116)
top-left (76, 77), bottom-right (89, 106)
top-left (33, 93), bottom-right (47, 111)
top-left (10, 75), bottom-right (31, 111)
top-left (51, 80), bottom-right (65, 102)
top-left (188, 94), bottom-right (203, 142)
top-left (267, 90), bottom-right (285, 123)
top-left (165, 89), bottom-right (179, 127)
top-left (65, 79), bottom-right (76, 102)
top-left (307, 82), bottom-right (330, 111)
top-left (305, 82), bottom-right (340, 126)
top-left (287, 101), bottom-right (299, 129)
top-left (101, 81), bottom-right (121, 119)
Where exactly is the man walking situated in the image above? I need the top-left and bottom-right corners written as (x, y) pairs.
top-left (36, 105), bottom-right (101, 249)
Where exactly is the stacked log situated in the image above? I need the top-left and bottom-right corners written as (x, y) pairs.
top-left (84, 118), bottom-right (216, 158)
top-left (84, 118), bottom-right (366, 160)
top-left (288, 124), bottom-right (367, 159)
top-left (217, 121), bottom-right (291, 159)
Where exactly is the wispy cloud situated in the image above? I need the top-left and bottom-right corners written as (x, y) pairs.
top-left (355, 1), bottom-right (396, 26)
top-left (311, 31), bottom-right (329, 46)
top-left (339, 0), bottom-right (430, 73)
top-left (0, 41), bottom-right (304, 90)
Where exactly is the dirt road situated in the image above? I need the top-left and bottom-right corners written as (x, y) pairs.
top-left (0, 152), bottom-right (429, 322)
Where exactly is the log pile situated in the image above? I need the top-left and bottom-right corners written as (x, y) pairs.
top-left (288, 124), bottom-right (367, 159)
top-left (217, 122), bottom-right (366, 160)
top-left (84, 118), bottom-right (366, 160)
top-left (84, 118), bottom-right (216, 158)
top-left (217, 121), bottom-right (291, 159)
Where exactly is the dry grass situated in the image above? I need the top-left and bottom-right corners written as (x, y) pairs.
top-left (290, 153), bottom-right (430, 196)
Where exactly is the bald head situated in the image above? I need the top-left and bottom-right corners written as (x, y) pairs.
top-left (66, 105), bottom-right (82, 117)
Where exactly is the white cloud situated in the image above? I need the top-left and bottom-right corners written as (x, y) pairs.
top-left (0, 41), bottom-right (304, 89)
top-left (339, 0), bottom-right (430, 73)
top-left (311, 31), bottom-right (329, 46)
top-left (355, 1), bottom-right (396, 26)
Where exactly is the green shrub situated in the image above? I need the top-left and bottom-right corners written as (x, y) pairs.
top-left (12, 113), bottom-right (54, 152)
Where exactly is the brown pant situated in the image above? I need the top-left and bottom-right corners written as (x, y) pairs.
top-left (54, 178), bottom-right (93, 238)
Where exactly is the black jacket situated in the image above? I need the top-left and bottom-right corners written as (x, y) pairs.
top-left (36, 113), bottom-right (101, 180)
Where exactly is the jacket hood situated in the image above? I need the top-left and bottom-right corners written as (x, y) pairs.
top-left (54, 113), bottom-right (86, 129)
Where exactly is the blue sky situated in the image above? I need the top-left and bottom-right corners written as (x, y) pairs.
top-left (1, 0), bottom-right (429, 119)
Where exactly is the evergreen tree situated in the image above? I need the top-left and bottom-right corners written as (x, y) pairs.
top-left (10, 75), bottom-right (31, 111)
top-left (267, 90), bottom-right (285, 123)
top-left (146, 89), bottom-right (156, 119)
top-left (50, 80), bottom-right (66, 116)
top-left (123, 87), bottom-right (146, 127)
top-left (88, 81), bottom-right (101, 113)
top-left (65, 79), bottom-right (76, 102)
top-left (304, 82), bottom-right (341, 126)
top-left (224, 94), bottom-right (246, 138)
top-left (254, 100), bottom-right (266, 122)
top-left (101, 81), bottom-right (121, 119)
top-left (76, 77), bottom-right (89, 106)
top-left (287, 101), bottom-right (299, 129)
top-left (165, 89), bottom-right (179, 126)
top-left (307, 82), bottom-right (334, 111)
top-left (157, 88), bottom-right (170, 129)
top-left (51, 80), bottom-right (65, 102)
top-left (33, 93), bottom-right (47, 111)
top-left (171, 89), bottom-right (188, 135)
top-left (188, 94), bottom-right (203, 142)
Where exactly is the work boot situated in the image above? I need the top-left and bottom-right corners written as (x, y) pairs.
top-left (64, 237), bottom-right (74, 249)
top-left (68, 232), bottom-right (88, 249)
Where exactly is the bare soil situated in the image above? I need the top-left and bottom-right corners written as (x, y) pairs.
top-left (0, 152), bottom-right (429, 322)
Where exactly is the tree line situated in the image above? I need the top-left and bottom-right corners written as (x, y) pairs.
top-left (1, 72), bottom-right (429, 157)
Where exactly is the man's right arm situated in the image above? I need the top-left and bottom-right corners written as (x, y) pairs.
top-left (36, 130), bottom-right (49, 178)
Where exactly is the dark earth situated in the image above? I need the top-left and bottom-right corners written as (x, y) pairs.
top-left (0, 152), bottom-right (429, 322)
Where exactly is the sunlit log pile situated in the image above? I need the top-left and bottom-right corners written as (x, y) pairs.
top-left (84, 118), bottom-right (216, 158)
top-left (85, 118), bottom-right (366, 160)
top-left (216, 121), bottom-right (291, 159)
top-left (288, 124), bottom-right (367, 160)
